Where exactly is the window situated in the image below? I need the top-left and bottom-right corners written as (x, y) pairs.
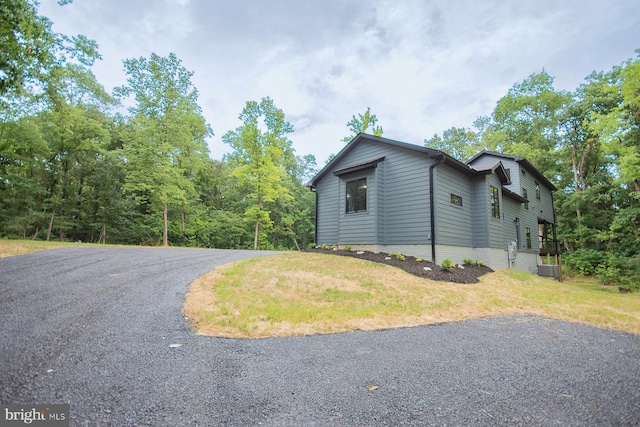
top-left (490, 186), bottom-right (500, 219)
top-left (535, 181), bottom-right (540, 200)
top-left (522, 188), bottom-right (529, 210)
top-left (526, 227), bottom-right (532, 249)
top-left (450, 194), bottom-right (463, 207)
top-left (505, 168), bottom-right (511, 181)
top-left (346, 178), bottom-right (367, 213)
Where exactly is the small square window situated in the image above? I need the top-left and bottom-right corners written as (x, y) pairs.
top-left (450, 194), bottom-right (463, 207)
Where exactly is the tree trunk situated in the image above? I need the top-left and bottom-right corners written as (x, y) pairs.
top-left (163, 202), bottom-right (169, 247)
top-left (45, 207), bottom-right (56, 241)
top-left (253, 219), bottom-right (259, 250)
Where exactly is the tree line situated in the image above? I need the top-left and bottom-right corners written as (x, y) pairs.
top-left (1, 1), bottom-right (638, 287)
top-left (426, 58), bottom-right (640, 288)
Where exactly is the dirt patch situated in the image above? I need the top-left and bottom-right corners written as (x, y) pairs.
top-left (303, 248), bottom-right (493, 284)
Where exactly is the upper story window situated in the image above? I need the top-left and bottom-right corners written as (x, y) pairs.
top-left (490, 186), bottom-right (500, 219)
top-left (535, 181), bottom-right (541, 200)
top-left (505, 168), bottom-right (511, 181)
top-left (346, 178), bottom-right (367, 213)
top-left (522, 188), bottom-right (529, 210)
top-left (450, 193), bottom-right (463, 207)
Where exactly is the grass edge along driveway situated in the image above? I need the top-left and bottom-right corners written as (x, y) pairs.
top-left (184, 251), bottom-right (640, 338)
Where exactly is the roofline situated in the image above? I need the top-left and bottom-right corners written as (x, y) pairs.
top-left (467, 150), bottom-right (557, 191)
top-left (308, 133), bottom-right (479, 188)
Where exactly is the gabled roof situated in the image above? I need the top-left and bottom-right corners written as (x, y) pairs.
top-left (308, 133), bottom-right (480, 188)
top-left (467, 150), bottom-right (557, 191)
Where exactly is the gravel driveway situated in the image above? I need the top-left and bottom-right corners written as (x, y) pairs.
top-left (1, 247), bottom-right (638, 426)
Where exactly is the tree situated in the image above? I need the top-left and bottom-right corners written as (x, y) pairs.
top-left (223, 97), bottom-right (295, 249)
top-left (342, 107), bottom-right (383, 142)
top-left (117, 53), bottom-right (212, 246)
top-left (481, 71), bottom-right (571, 178)
top-left (425, 126), bottom-right (479, 161)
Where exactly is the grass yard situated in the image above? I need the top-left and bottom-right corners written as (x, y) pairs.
top-left (0, 239), bottom-right (79, 258)
top-left (184, 251), bottom-right (640, 338)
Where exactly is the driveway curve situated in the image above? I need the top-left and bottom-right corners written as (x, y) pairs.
top-left (1, 247), bottom-right (638, 426)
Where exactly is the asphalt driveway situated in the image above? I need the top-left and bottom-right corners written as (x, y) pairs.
top-left (1, 247), bottom-right (638, 426)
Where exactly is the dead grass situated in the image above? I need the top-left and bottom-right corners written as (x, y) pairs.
top-left (0, 239), bottom-right (76, 258)
top-left (184, 252), bottom-right (640, 338)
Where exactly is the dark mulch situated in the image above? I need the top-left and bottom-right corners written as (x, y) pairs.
top-left (303, 248), bottom-right (493, 284)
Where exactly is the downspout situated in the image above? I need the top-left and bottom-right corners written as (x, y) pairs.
top-left (429, 154), bottom-right (446, 263)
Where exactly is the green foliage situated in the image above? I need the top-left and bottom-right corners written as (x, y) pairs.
top-left (396, 253), bottom-right (405, 261)
top-left (342, 107), bottom-right (383, 142)
top-left (441, 258), bottom-right (456, 271)
top-left (416, 258), bottom-right (423, 263)
top-left (463, 258), bottom-right (475, 266)
top-left (344, 245), bottom-right (352, 251)
top-left (477, 260), bottom-right (485, 267)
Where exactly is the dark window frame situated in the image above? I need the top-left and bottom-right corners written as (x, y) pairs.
top-left (535, 181), bottom-right (541, 200)
top-left (450, 193), bottom-right (463, 207)
top-left (346, 177), bottom-right (367, 213)
top-left (526, 227), bottom-right (532, 249)
top-left (522, 188), bottom-right (529, 210)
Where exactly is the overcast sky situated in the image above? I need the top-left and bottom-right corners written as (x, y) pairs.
top-left (40, 0), bottom-right (639, 164)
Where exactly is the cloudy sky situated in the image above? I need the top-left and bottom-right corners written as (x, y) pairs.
top-left (40, 0), bottom-right (639, 164)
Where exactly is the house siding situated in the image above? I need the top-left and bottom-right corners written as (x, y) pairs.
top-left (311, 137), bottom-right (557, 273)
top-left (471, 177), bottom-right (489, 248)
top-left (315, 175), bottom-right (339, 245)
top-left (487, 174), bottom-right (504, 249)
top-left (330, 140), bottom-right (431, 246)
top-left (434, 165), bottom-right (473, 247)
top-left (338, 169), bottom-right (376, 244)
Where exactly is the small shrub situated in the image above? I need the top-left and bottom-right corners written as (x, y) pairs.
top-left (477, 260), bottom-right (484, 267)
top-left (388, 252), bottom-right (395, 257)
top-left (441, 258), bottom-right (455, 271)
top-left (416, 258), bottom-right (423, 263)
top-left (321, 243), bottom-right (330, 250)
top-left (463, 258), bottom-right (474, 266)
top-left (396, 253), bottom-right (405, 261)
top-left (344, 245), bottom-right (353, 251)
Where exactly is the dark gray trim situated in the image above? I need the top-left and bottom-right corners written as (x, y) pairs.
top-left (333, 157), bottom-right (385, 176)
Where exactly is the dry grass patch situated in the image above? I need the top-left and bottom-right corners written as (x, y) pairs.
top-left (0, 239), bottom-right (74, 258)
top-left (184, 252), bottom-right (640, 338)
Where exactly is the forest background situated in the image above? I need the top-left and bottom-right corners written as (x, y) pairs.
top-left (1, 1), bottom-right (638, 287)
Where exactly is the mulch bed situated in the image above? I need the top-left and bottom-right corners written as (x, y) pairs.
top-left (303, 248), bottom-right (493, 284)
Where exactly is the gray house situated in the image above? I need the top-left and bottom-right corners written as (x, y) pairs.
top-left (308, 133), bottom-right (559, 273)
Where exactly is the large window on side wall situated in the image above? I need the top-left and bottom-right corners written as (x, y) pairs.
top-left (346, 178), bottom-right (367, 213)
top-left (490, 185), bottom-right (500, 219)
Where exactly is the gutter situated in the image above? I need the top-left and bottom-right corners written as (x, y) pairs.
top-left (429, 154), bottom-right (446, 263)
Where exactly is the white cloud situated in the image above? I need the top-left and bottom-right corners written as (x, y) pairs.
top-left (38, 0), bottom-right (640, 164)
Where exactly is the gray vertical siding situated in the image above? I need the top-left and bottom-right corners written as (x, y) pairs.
top-left (313, 141), bottom-right (556, 260)
top-left (433, 166), bottom-right (473, 246)
top-left (315, 175), bottom-right (339, 245)
top-left (338, 169), bottom-right (377, 243)
top-left (487, 174), bottom-right (505, 248)
top-left (471, 177), bottom-right (489, 247)
top-left (315, 140), bottom-right (432, 246)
